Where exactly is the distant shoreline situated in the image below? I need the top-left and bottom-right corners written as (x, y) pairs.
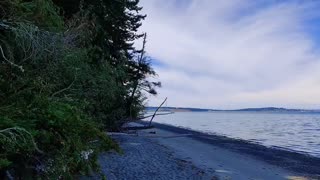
top-left (146, 106), bottom-right (320, 113)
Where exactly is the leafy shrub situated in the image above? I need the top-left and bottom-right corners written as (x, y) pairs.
top-left (0, 97), bottom-right (119, 178)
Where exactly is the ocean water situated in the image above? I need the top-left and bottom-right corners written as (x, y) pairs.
top-left (146, 111), bottom-right (320, 158)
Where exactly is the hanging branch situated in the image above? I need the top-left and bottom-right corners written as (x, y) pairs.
top-left (148, 97), bottom-right (167, 127)
top-left (0, 127), bottom-right (43, 154)
top-left (0, 45), bottom-right (24, 72)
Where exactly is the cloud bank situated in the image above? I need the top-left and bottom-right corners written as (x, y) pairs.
top-left (139, 0), bottom-right (320, 109)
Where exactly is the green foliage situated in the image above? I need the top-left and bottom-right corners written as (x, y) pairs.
top-left (0, 159), bottom-right (11, 169)
top-left (14, 0), bottom-right (64, 31)
top-left (0, 98), bottom-right (118, 178)
top-left (0, 0), bottom-right (158, 178)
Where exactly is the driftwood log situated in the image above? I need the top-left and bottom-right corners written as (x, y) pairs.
top-left (121, 97), bottom-right (170, 131)
top-left (148, 97), bottom-right (168, 127)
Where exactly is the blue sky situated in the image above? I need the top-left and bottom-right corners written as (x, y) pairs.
top-left (138, 0), bottom-right (320, 109)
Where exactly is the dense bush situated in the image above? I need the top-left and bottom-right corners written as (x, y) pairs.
top-left (0, 98), bottom-right (118, 178)
top-left (0, 0), bottom-right (158, 178)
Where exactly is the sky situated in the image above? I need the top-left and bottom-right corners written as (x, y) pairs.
top-left (137, 0), bottom-right (320, 109)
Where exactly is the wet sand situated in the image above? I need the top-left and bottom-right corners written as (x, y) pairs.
top-left (148, 122), bottom-right (320, 179)
top-left (94, 122), bottom-right (320, 179)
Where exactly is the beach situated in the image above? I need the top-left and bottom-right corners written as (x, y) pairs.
top-left (93, 122), bottom-right (320, 180)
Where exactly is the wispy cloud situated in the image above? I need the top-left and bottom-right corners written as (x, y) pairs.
top-left (139, 0), bottom-right (320, 109)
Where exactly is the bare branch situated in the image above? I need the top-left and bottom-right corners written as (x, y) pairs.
top-left (51, 77), bottom-right (76, 97)
top-left (148, 97), bottom-right (168, 127)
top-left (0, 45), bottom-right (24, 72)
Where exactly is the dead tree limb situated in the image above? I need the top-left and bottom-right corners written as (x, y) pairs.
top-left (138, 112), bottom-right (173, 120)
top-left (148, 97), bottom-right (167, 127)
top-left (0, 45), bottom-right (24, 72)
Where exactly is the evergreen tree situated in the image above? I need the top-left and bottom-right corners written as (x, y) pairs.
top-left (0, 0), bottom-right (159, 178)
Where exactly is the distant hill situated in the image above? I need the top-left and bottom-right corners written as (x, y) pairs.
top-left (145, 106), bottom-right (212, 112)
top-left (145, 106), bottom-right (320, 113)
top-left (232, 107), bottom-right (320, 112)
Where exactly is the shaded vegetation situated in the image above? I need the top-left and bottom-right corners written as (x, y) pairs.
top-left (0, 0), bottom-right (159, 178)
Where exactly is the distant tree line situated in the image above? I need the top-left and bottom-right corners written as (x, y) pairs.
top-left (0, 0), bottom-right (159, 178)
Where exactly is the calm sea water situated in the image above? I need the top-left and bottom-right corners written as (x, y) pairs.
top-left (147, 111), bottom-right (320, 158)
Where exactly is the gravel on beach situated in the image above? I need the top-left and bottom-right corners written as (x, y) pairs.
top-left (92, 132), bottom-right (217, 180)
top-left (81, 122), bottom-right (320, 180)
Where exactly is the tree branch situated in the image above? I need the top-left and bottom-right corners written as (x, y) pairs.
top-left (148, 97), bottom-right (167, 127)
top-left (51, 77), bottom-right (76, 97)
top-left (0, 45), bottom-right (24, 72)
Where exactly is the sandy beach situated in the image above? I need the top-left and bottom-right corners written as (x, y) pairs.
top-left (91, 122), bottom-right (320, 180)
